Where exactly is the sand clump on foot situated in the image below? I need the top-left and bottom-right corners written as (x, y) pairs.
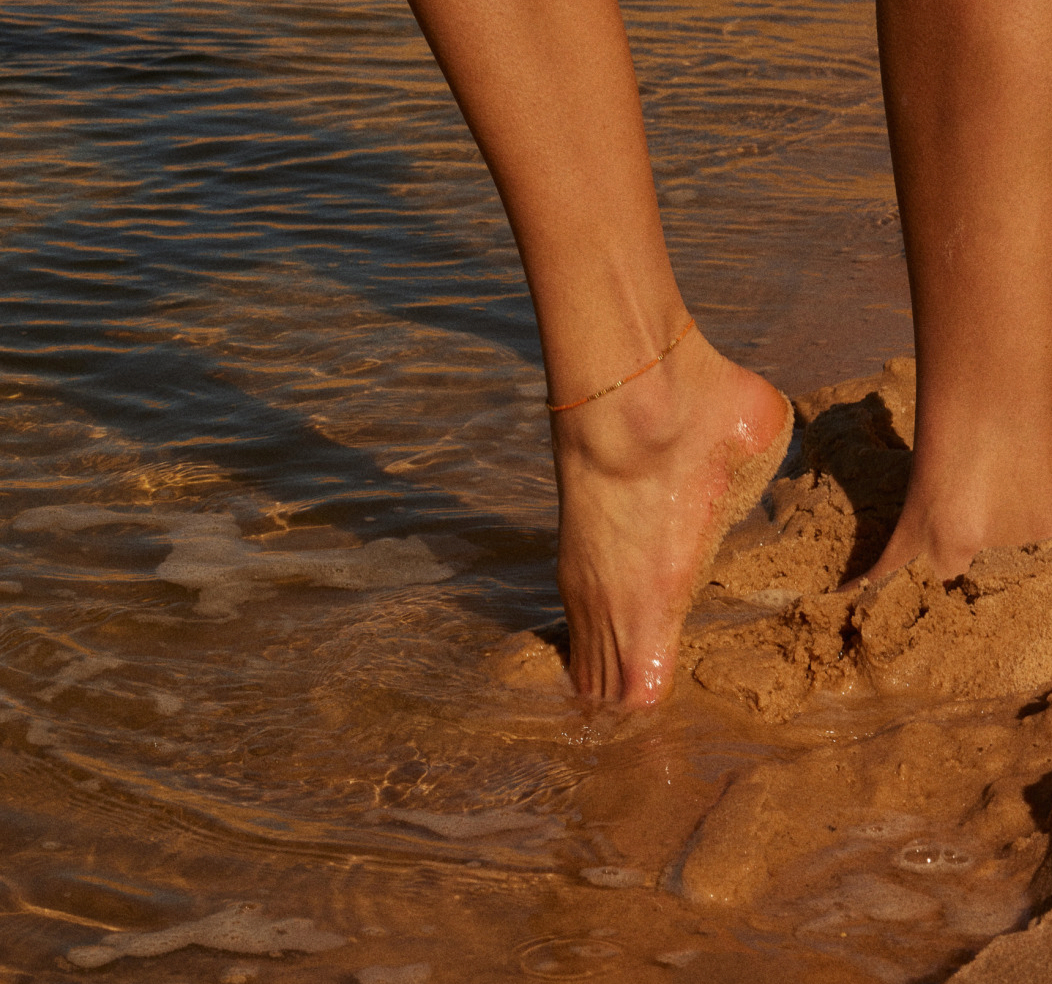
top-left (692, 390), bottom-right (796, 593)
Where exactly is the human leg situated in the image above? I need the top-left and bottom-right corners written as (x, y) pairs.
top-left (407, 0), bottom-right (791, 704)
top-left (863, 0), bottom-right (1052, 582)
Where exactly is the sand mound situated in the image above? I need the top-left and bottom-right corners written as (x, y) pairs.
top-left (687, 356), bottom-right (1052, 721)
top-left (689, 546), bottom-right (1052, 722)
top-left (707, 355), bottom-right (916, 597)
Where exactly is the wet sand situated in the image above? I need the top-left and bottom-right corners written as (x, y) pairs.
top-left (499, 358), bottom-right (1052, 983)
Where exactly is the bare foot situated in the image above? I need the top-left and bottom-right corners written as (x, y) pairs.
top-left (550, 328), bottom-right (792, 707)
top-left (846, 441), bottom-right (1052, 588)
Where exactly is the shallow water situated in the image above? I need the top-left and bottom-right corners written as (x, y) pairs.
top-left (0, 1), bottom-right (1017, 981)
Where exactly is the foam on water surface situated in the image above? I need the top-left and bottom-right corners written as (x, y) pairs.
top-left (65, 902), bottom-right (345, 969)
top-left (364, 805), bottom-right (565, 841)
top-left (13, 505), bottom-right (456, 617)
top-left (579, 866), bottom-right (650, 889)
top-left (897, 841), bottom-right (974, 873)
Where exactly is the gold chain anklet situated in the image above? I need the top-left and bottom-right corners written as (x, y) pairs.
top-left (546, 317), bottom-right (697, 412)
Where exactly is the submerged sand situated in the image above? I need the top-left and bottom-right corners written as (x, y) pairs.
top-left (493, 357), bottom-right (1052, 982)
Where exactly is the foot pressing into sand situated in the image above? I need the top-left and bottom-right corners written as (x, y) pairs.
top-left (854, 497), bottom-right (1052, 587)
top-left (850, 426), bottom-right (1052, 587)
top-left (550, 328), bottom-right (792, 707)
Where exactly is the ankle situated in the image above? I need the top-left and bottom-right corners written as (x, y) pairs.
top-left (550, 328), bottom-right (716, 471)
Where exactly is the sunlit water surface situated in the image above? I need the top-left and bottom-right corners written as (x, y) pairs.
top-left (0, 1), bottom-right (981, 981)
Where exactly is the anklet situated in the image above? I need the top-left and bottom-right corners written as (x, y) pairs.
top-left (546, 317), bottom-right (697, 412)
